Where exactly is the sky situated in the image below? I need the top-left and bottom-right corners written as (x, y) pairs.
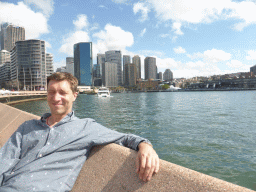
top-left (1, 0), bottom-right (256, 79)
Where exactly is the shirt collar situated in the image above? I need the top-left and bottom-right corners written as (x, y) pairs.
top-left (41, 111), bottom-right (75, 125)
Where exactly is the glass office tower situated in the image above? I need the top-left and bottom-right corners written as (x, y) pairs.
top-left (74, 42), bottom-right (93, 86)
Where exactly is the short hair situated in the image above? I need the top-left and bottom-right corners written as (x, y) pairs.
top-left (47, 72), bottom-right (78, 93)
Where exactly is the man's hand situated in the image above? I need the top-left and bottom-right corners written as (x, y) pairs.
top-left (136, 142), bottom-right (160, 182)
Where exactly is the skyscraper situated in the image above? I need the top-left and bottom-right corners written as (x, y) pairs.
top-left (0, 50), bottom-right (10, 65)
top-left (74, 42), bottom-right (93, 86)
top-left (66, 57), bottom-right (74, 75)
top-left (0, 23), bottom-right (25, 51)
top-left (132, 55), bottom-right (141, 79)
top-left (102, 62), bottom-right (118, 87)
top-left (10, 40), bottom-right (46, 90)
top-left (96, 53), bottom-right (105, 78)
top-left (144, 57), bottom-right (157, 80)
top-left (124, 63), bottom-right (136, 87)
top-left (163, 69), bottom-right (173, 81)
top-left (105, 50), bottom-right (122, 86)
top-left (46, 53), bottom-right (54, 77)
top-left (123, 55), bottom-right (130, 84)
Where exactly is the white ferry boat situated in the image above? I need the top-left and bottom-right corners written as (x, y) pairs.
top-left (97, 87), bottom-right (111, 97)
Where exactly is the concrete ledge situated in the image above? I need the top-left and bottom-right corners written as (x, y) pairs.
top-left (0, 103), bottom-right (254, 192)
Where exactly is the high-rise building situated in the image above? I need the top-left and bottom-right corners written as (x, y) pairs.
top-left (74, 42), bottom-right (93, 86)
top-left (66, 57), bottom-right (74, 75)
top-left (123, 55), bottom-right (130, 84)
top-left (158, 72), bottom-right (163, 81)
top-left (132, 55), bottom-right (141, 79)
top-left (144, 57), bottom-right (157, 80)
top-left (46, 53), bottom-right (54, 77)
top-left (102, 62), bottom-right (118, 87)
top-left (10, 40), bottom-right (46, 90)
top-left (124, 63), bottom-right (136, 87)
top-left (56, 66), bottom-right (66, 72)
top-left (0, 23), bottom-right (25, 51)
top-left (250, 64), bottom-right (256, 75)
top-left (0, 50), bottom-right (10, 65)
top-left (163, 69), bottom-right (173, 81)
top-left (105, 50), bottom-right (122, 85)
top-left (96, 54), bottom-right (105, 78)
top-left (0, 62), bottom-right (11, 88)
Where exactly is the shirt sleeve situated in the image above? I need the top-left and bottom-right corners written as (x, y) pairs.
top-left (87, 119), bottom-right (152, 151)
top-left (0, 124), bottom-right (23, 185)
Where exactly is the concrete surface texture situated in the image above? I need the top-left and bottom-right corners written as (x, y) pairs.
top-left (0, 102), bottom-right (254, 192)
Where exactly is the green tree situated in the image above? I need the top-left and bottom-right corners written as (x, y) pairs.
top-left (161, 84), bottom-right (170, 90)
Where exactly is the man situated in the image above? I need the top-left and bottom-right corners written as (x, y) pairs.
top-left (0, 72), bottom-right (159, 191)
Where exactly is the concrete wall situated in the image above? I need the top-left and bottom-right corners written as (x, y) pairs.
top-left (0, 103), bottom-right (254, 192)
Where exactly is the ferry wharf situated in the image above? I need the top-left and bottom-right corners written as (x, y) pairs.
top-left (0, 102), bottom-right (255, 191)
top-left (0, 91), bottom-right (47, 105)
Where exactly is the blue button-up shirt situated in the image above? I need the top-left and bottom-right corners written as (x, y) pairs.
top-left (0, 112), bottom-right (150, 191)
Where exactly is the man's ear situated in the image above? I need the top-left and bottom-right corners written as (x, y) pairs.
top-left (73, 92), bottom-right (78, 101)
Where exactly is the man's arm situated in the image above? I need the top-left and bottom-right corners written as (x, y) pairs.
top-left (0, 126), bottom-right (23, 185)
top-left (136, 142), bottom-right (160, 182)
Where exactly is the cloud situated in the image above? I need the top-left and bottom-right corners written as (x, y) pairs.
top-left (143, 0), bottom-right (256, 32)
top-left (93, 23), bottom-right (134, 56)
top-left (99, 5), bottom-right (107, 9)
top-left (172, 22), bottom-right (183, 35)
top-left (112, 0), bottom-right (128, 4)
top-left (138, 50), bottom-right (165, 58)
top-left (73, 14), bottom-right (89, 30)
top-left (174, 46), bottom-right (186, 54)
top-left (188, 49), bottom-right (231, 63)
top-left (246, 50), bottom-right (256, 60)
top-left (0, 2), bottom-right (49, 39)
top-left (24, 0), bottom-right (54, 18)
top-left (203, 49), bottom-right (231, 62)
top-left (139, 28), bottom-right (146, 37)
top-left (59, 31), bottom-right (90, 56)
top-left (133, 2), bottom-right (150, 22)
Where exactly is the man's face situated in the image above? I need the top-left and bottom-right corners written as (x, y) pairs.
top-left (47, 80), bottom-right (78, 117)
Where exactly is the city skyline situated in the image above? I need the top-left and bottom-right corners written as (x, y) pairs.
top-left (1, 0), bottom-right (256, 78)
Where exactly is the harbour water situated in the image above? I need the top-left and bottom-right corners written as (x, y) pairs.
top-left (13, 91), bottom-right (256, 190)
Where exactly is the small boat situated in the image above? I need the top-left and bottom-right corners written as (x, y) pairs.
top-left (97, 87), bottom-right (111, 97)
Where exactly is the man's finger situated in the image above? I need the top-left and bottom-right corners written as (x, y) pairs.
top-left (139, 154), bottom-right (146, 180)
top-left (136, 155), bottom-right (140, 173)
top-left (155, 156), bottom-right (160, 174)
top-left (142, 157), bottom-right (151, 181)
top-left (146, 158), bottom-right (155, 181)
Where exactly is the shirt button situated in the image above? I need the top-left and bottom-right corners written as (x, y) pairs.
top-left (47, 142), bottom-right (50, 145)
top-left (39, 154), bottom-right (42, 157)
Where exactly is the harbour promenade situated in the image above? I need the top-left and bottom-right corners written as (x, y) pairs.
top-left (0, 91), bottom-right (47, 105)
top-left (0, 102), bottom-right (254, 191)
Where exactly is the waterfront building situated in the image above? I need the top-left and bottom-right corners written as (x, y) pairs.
top-left (10, 39), bottom-right (47, 90)
top-left (0, 23), bottom-right (25, 52)
top-left (102, 62), bottom-right (118, 87)
top-left (105, 50), bottom-right (122, 86)
top-left (132, 55), bottom-right (141, 79)
top-left (124, 63), bottom-right (136, 87)
top-left (66, 57), bottom-right (74, 75)
top-left (46, 53), bottom-right (54, 77)
top-left (96, 54), bottom-right (105, 78)
top-left (137, 79), bottom-right (161, 91)
top-left (250, 64), bottom-right (256, 75)
top-left (123, 55), bottom-right (131, 84)
top-left (0, 62), bottom-right (11, 88)
top-left (74, 42), bottom-right (93, 86)
top-left (56, 66), bottom-right (66, 72)
top-left (163, 69), bottom-right (173, 81)
top-left (0, 50), bottom-right (11, 65)
top-left (144, 57), bottom-right (157, 80)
